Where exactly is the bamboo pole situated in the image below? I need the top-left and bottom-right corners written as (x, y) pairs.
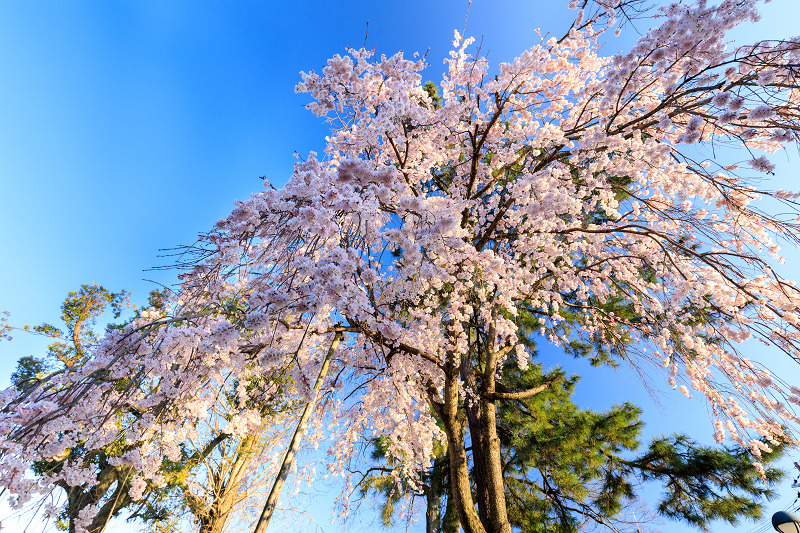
top-left (252, 331), bottom-right (343, 533)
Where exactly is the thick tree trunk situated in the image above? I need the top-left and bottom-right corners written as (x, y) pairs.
top-left (442, 339), bottom-right (514, 533)
top-left (64, 462), bottom-right (127, 533)
top-left (441, 483), bottom-right (461, 533)
top-left (460, 352), bottom-right (492, 526)
top-left (481, 346), bottom-right (512, 533)
top-left (441, 361), bottom-right (486, 533)
top-left (425, 468), bottom-right (443, 533)
top-left (424, 454), bottom-right (451, 533)
top-left (87, 466), bottom-right (138, 533)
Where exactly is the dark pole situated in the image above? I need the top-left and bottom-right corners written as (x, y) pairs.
top-left (772, 511), bottom-right (800, 533)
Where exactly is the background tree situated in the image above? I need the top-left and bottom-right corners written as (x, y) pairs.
top-left (3, 286), bottom-right (299, 533)
top-left (7, 284), bottom-right (135, 533)
top-left (360, 357), bottom-right (785, 533)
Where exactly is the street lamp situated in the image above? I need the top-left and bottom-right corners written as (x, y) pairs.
top-left (773, 511), bottom-right (800, 533)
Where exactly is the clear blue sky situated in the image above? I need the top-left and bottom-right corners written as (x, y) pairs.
top-left (0, 1), bottom-right (798, 532)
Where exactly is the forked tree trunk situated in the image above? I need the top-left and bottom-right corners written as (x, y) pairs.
top-left (198, 434), bottom-right (258, 533)
top-left (66, 462), bottom-right (131, 533)
top-left (460, 351), bottom-right (492, 525)
top-left (480, 346), bottom-right (513, 533)
top-left (87, 471), bottom-right (133, 533)
top-left (440, 360), bottom-right (487, 533)
top-left (436, 345), bottom-right (515, 533)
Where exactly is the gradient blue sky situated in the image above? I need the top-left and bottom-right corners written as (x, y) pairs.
top-left (1, 1), bottom-right (799, 532)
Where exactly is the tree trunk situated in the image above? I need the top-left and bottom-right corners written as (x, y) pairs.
top-left (460, 351), bottom-right (492, 526)
top-left (199, 434), bottom-right (258, 533)
top-left (441, 360), bottom-right (486, 533)
top-left (424, 455), bottom-right (448, 533)
top-left (62, 461), bottom-right (126, 533)
top-left (439, 340), bottom-right (514, 533)
top-left (481, 346), bottom-right (512, 533)
top-left (441, 481), bottom-right (460, 533)
top-left (425, 475), bottom-right (442, 533)
top-left (86, 466), bottom-right (133, 533)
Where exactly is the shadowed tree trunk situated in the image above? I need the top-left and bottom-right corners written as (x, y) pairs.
top-left (196, 435), bottom-right (258, 533)
top-left (438, 358), bottom-right (487, 533)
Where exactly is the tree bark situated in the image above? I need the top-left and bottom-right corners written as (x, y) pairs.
top-left (199, 434), bottom-right (258, 533)
top-left (460, 351), bottom-right (492, 526)
top-left (86, 466), bottom-right (133, 533)
top-left (481, 345), bottom-right (512, 533)
top-left (440, 360), bottom-right (486, 533)
top-left (425, 464), bottom-right (443, 533)
top-left (441, 482), bottom-right (460, 533)
top-left (424, 454), bottom-right (451, 533)
top-left (61, 460), bottom-right (126, 533)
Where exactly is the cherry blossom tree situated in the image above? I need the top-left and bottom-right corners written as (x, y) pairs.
top-left (1, 288), bottom-right (297, 533)
top-left (3, 1), bottom-right (800, 532)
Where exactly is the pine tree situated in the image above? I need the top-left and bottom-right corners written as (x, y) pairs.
top-left (361, 356), bottom-right (784, 532)
top-left (498, 359), bottom-right (784, 532)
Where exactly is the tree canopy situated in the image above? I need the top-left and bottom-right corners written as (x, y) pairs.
top-left (4, 286), bottom-right (299, 533)
top-left (2, 1), bottom-right (800, 532)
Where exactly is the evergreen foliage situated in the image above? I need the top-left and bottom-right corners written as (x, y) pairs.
top-left (361, 356), bottom-right (785, 532)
